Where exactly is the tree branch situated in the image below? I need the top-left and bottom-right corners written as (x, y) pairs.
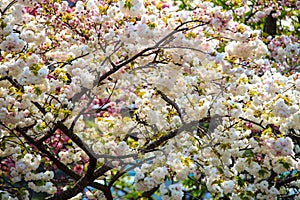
top-left (15, 125), bottom-right (81, 180)
top-left (0, 76), bottom-right (23, 91)
top-left (56, 121), bottom-right (97, 160)
top-left (156, 89), bottom-right (183, 121)
top-left (142, 120), bottom-right (201, 152)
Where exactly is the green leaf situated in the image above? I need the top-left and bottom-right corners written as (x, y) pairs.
top-left (236, 176), bottom-right (245, 187)
top-left (33, 86), bottom-right (42, 96)
top-left (241, 149), bottom-right (254, 158)
top-left (258, 168), bottom-right (268, 177)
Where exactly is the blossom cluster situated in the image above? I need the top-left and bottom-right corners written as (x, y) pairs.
top-left (8, 153), bottom-right (57, 195)
top-left (0, 0), bottom-right (299, 199)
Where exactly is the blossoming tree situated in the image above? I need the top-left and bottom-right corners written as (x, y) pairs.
top-left (0, 0), bottom-right (299, 199)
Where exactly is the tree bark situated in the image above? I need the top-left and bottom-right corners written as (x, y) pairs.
top-left (264, 11), bottom-right (277, 35)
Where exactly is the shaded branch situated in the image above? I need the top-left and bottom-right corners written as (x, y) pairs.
top-left (156, 89), bottom-right (183, 121)
top-left (239, 117), bottom-right (266, 129)
top-left (97, 47), bottom-right (156, 85)
top-left (142, 186), bottom-right (159, 198)
top-left (264, 11), bottom-right (277, 35)
top-left (47, 146), bottom-right (98, 200)
top-left (142, 120), bottom-right (201, 152)
top-left (108, 156), bottom-right (155, 187)
top-left (14, 125), bottom-right (81, 180)
top-left (95, 80), bottom-right (118, 113)
top-left (92, 164), bottom-right (112, 181)
top-left (70, 94), bottom-right (95, 131)
top-left (0, 76), bottom-right (23, 91)
top-left (35, 124), bottom-right (59, 146)
top-left (56, 121), bottom-right (97, 160)
top-left (276, 175), bottom-right (300, 189)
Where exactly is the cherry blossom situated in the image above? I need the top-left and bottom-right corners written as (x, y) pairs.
top-left (0, 0), bottom-right (299, 199)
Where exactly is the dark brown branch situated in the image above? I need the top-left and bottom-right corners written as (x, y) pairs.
top-left (276, 175), bottom-right (300, 189)
top-left (0, 76), bottom-right (23, 91)
top-left (56, 121), bottom-right (97, 160)
top-left (264, 11), bottom-right (277, 35)
top-left (46, 93), bottom-right (61, 104)
top-left (47, 170), bottom-right (92, 200)
top-left (0, 0), bottom-right (17, 15)
top-left (70, 95), bottom-right (94, 131)
top-left (47, 146), bottom-right (97, 200)
top-left (92, 164), bottom-right (112, 182)
top-left (0, 121), bottom-right (31, 153)
top-left (95, 80), bottom-right (118, 113)
top-left (155, 20), bottom-right (208, 48)
top-left (16, 123), bottom-right (112, 200)
top-left (108, 158), bottom-right (153, 187)
top-left (15, 125), bottom-right (81, 180)
top-left (89, 182), bottom-right (107, 191)
top-left (156, 89), bottom-right (183, 121)
top-left (61, 52), bottom-right (90, 68)
top-left (101, 186), bottom-right (113, 200)
top-left (244, 1), bottom-right (258, 24)
top-left (239, 117), bottom-right (266, 129)
top-left (97, 47), bottom-right (156, 85)
top-left (35, 124), bottom-right (59, 146)
top-left (142, 186), bottom-right (159, 198)
top-left (97, 20), bottom-right (208, 86)
top-left (142, 120), bottom-right (200, 151)
top-left (69, 87), bottom-right (89, 102)
top-left (31, 101), bottom-right (46, 115)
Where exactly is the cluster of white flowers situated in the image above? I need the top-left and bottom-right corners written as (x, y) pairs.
top-left (0, 0), bottom-right (299, 199)
top-left (272, 98), bottom-right (291, 118)
top-left (70, 68), bottom-right (95, 89)
top-left (17, 66), bottom-right (49, 85)
top-left (160, 183), bottom-right (184, 200)
top-left (119, 0), bottom-right (145, 17)
top-left (134, 165), bottom-right (169, 191)
top-left (255, 180), bottom-right (279, 199)
top-left (221, 180), bottom-right (235, 194)
top-left (7, 153), bottom-right (57, 194)
top-left (0, 33), bottom-right (25, 53)
top-left (0, 190), bottom-right (19, 200)
top-left (59, 150), bottom-right (75, 164)
top-left (12, 153), bottom-right (41, 174)
top-left (24, 171), bottom-right (54, 181)
top-left (271, 137), bottom-right (294, 156)
top-left (28, 181), bottom-right (57, 194)
top-left (20, 29), bottom-right (46, 45)
top-left (289, 111), bottom-right (300, 130)
top-left (151, 167), bottom-right (168, 184)
top-left (225, 39), bottom-right (268, 60)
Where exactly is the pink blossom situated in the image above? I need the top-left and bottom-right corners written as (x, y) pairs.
top-left (73, 164), bottom-right (84, 175)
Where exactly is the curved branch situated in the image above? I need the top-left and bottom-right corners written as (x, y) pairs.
top-left (141, 186), bottom-right (159, 198)
top-left (0, 0), bottom-right (17, 15)
top-left (56, 121), bottom-right (97, 160)
top-left (47, 148), bottom-right (97, 200)
top-left (142, 120), bottom-right (201, 152)
top-left (92, 163), bottom-right (112, 181)
top-left (239, 117), bottom-right (265, 129)
top-left (0, 76), bottom-right (24, 91)
top-left (14, 125), bottom-right (81, 180)
top-left (156, 89), bottom-right (183, 121)
top-left (97, 20), bottom-right (208, 86)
